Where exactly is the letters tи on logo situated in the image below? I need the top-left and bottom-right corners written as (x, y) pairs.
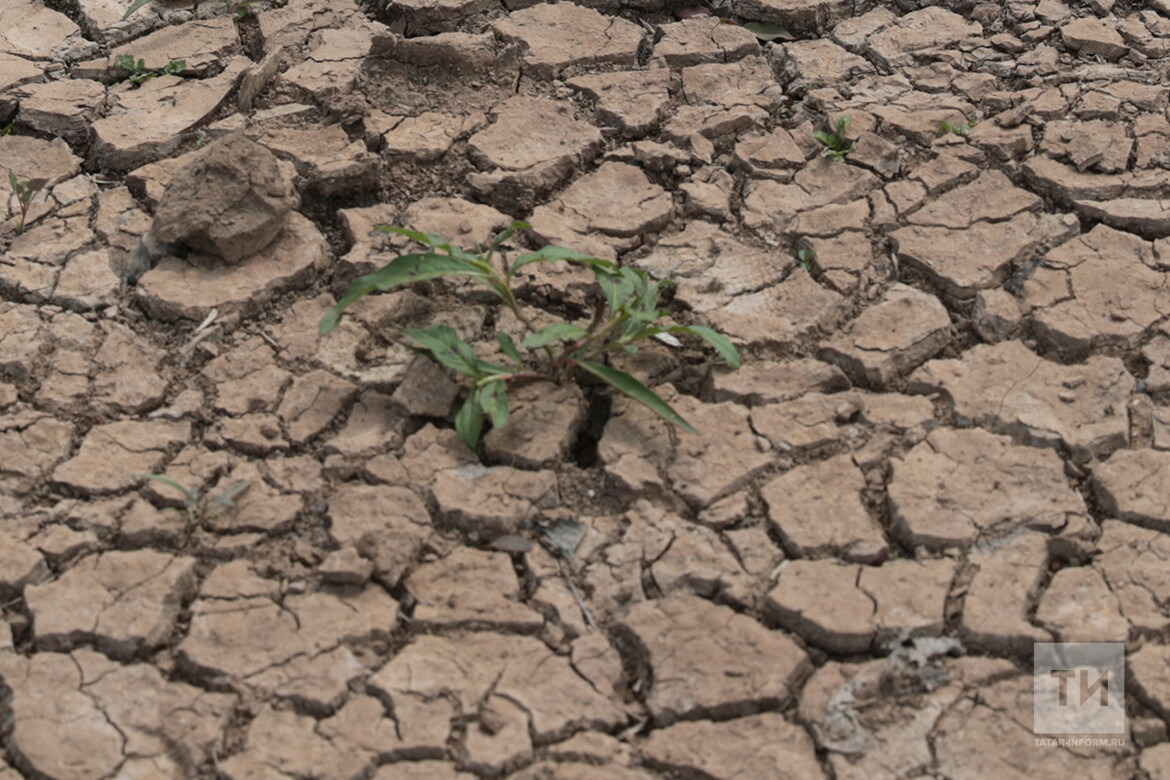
top-left (1034, 643), bottom-right (1125, 735)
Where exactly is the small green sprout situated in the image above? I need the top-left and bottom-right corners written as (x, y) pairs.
top-left (136, 473), bottom-right (251, 527)
top-left (114, 54), bottom-right (187, 86)
top-left (229, 0), bottom-right (270, 19)
top-left (8, 172), bottom-right (46, 235)
top-left (940, 119), bottom-right (975, 136)
top-left (122, 0), bottom-right (150, 19)
top-left (813, 116), bottom-right (854, 161)
top-left (797, 247), bottom-right (817, 273)
top-left (320, 222), bottom-right (741, 449)
top-left (741, 21), bottom-right (792, 42)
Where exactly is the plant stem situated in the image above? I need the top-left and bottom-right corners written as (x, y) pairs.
top-left (495, 276), bottom-right (558, 363)
top-left (553, 313), bottom-right (626, 371)
top-left (475, 370), bottom-right (547, 388)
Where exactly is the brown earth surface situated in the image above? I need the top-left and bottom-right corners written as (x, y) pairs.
top-left (3, 0), bottom-right (1170, 777)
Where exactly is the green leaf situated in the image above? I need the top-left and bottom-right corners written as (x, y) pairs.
top-left (488, 220), bottom-right (530, 256)
top-left (508, 245), bottom-right (617, 279)
top-left (479, 382), bottom-right (509, 429)
top-left (497, 332), bottom-right (524, 365)
top-left (670, 325), bottom-right (741, 367)
top-left (210, 480), bottom-right (251, 508)
top-left (455, 393), bottom-right (483, 449)
top-left (487, 534), bottom-right (533, 552)
top-left (476, 360), bottom-right (513, 375)
top-left (575, 360), bottom-right (697, 434)
top-left (453, 338), bottom-right (481, 372)
top-left (162, 59), bottom-right (186, 75)
top-left (521, 322), bottom-right (589, 349)
top-left (598, 268), bottom-right (640, 314)
top-left (134, 473), bottom-right (193, 500)
top-left (404, 326), bottom-right (482, 378)
top-left (742, 21), bottom-right (792, 41)
top-left (320, 252), bottom-right (483, 334)
top-left (122, 0), bottom-right (150, 19)
top-left (377, 226), bottom-right (453, 252)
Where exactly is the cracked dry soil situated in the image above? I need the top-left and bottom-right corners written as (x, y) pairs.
top-left (4, 0), bottom-right (1170, 777)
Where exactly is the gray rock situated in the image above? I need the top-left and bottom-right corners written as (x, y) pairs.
top-left (150, 133), bottom-right (295, 264)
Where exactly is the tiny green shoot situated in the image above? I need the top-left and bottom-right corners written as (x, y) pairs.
top-left (940, 119), bottom-right (975, 136)
top-left (114, 54), bottom-right (187, 86)
top-left (812, 116), bottom-right (854, 161)
top-left (7, 173), bottom-right (46, 235)
top-left (136, 473), bottom-right (251, 527)
top-left (122, 0), bottom-right (150, 19)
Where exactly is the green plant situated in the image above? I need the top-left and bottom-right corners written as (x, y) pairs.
top-left (122, 0), bottom-right (150, 18)
top-left (231, 0), bottom-right (275, 18)
top-left (136, 473), bottom-right (250, 526)
top-left (797, 247), bottom-right (816, 273)
top-left (939, 119), bottom-right (975, 136)
top-left (114, 54), bottom-right (186, 86)
top-left (320, 222), bottom-right (741, 449)
top-left (8, 173), bottom-right (45, 235)
top-left (741, 21), bottom-right (792, 42)
top-left (0, 123), bottom-right (12, 136)
top-left (813, 116), bottom-right (854, 161)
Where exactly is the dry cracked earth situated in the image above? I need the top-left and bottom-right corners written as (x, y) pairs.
top-left (6, 0), bottom-right (1170, 777)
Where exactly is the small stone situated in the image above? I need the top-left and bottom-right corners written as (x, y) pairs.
top-left (392, 355), bottom-right (459, 418)
top-left (151, 134), bottom-right (295, 263)
top-left (483, 381), bottom-right (586, 470)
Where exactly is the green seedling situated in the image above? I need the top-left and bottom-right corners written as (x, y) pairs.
top-left (123, 0), bottom-right (150, 18)
top-left (813, 116), bottom-right (854, 161)
top-left (940, 119), bottom-right (975, 136)
top-left (114, 54), bottom-right (187, 86)
top-left (229, 0), bottom-right (268, 18)
top-left (8, 173), bottom-right (46, 235)
top-left (136, 473), bottom-right (251, 527)
top-left (797, 247), bottom-right (816, 273)
top-left (320, 222), bottom-right (741, 449)
top-left (741, 21), bottom-right (793, 42)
